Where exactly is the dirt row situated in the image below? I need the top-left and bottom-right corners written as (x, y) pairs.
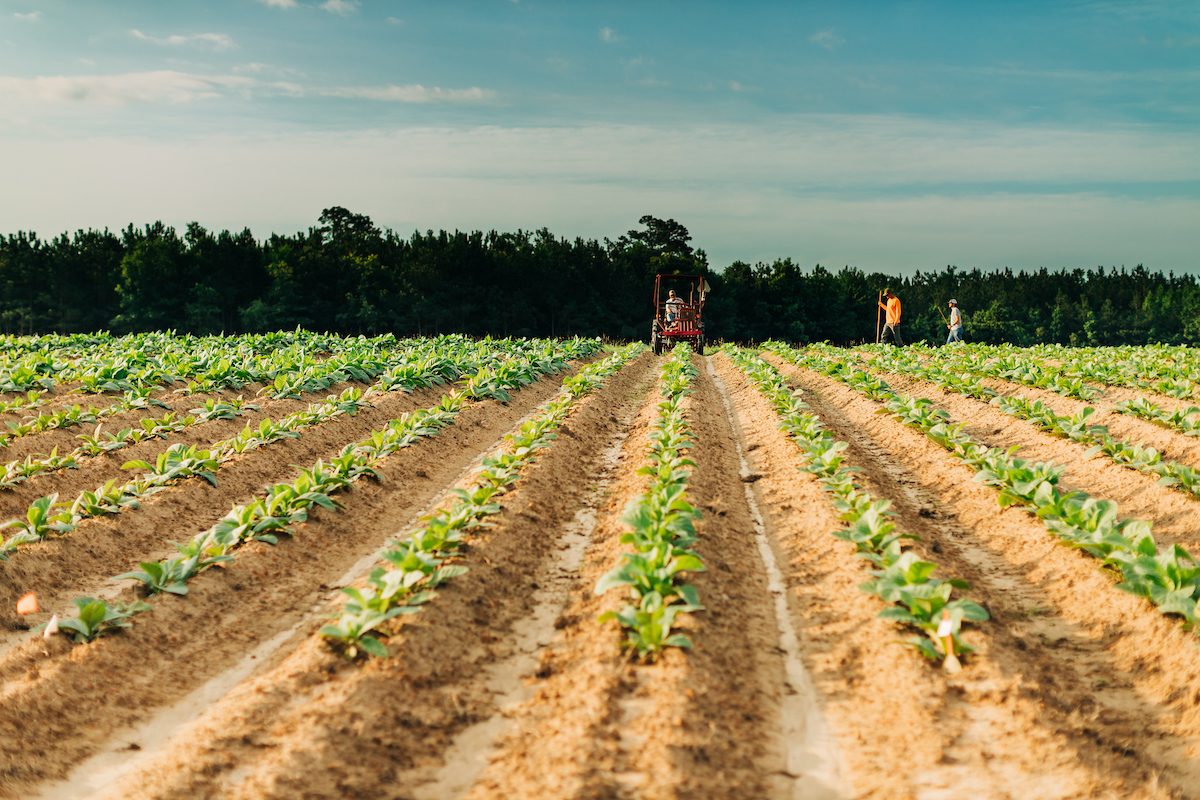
top-left (36, 351), bottom-right (831, 800)
top-left (0, 383), bottom-right (360, 520)
top-left (72, 352), bottom-right (660, 800)
top-left (860, 368), bottom-right (1200, 555)
top-left (0, 368), bottom-right (577, 798)
top-left (765, 353), bottom-right (1200, 798)
top-left (0, 381), bottom-right (461, 650)
top-left (7, 346), bottom-right (1200, 799)
top-left (910, 350), bottom-right (1200, 413)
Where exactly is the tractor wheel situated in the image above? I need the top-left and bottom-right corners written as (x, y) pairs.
top-left (652, 333), bottom-right (663, 355)
top-left (696, 336), bottom-right (705, 355)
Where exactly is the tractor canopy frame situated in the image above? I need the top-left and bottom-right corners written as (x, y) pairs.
top-left (650, 273), bottom-right (709, 355)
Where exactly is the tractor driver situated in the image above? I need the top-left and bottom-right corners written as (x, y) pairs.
top-left (665, 289), bottom-right (686, 328)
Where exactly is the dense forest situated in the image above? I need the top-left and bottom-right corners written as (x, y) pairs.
top-left (1, 207), bottom-right (1197, 346)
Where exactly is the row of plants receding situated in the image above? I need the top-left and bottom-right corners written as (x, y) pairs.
top-left (0, 340), bottom-right (596, 559)
top-left (874, 340), bottom-right (1200, 401)
top-left (1113, 396), bottom-right (1200, 437)
top-left (866, 346), bottom-right (1200, 499)
top-left (0, 334), bottom-right (461, 451)
top-left (0, 397), bottom-right (260, 490)
top-left (0, 330), bottom-right (380, 395)
top-left (772, 343), bottom-right (1200, 632)
top-left (594, 343), bottom-right (704, 661)
top-left (726, 346), bottom-right (986, 669)
top-left (922, 346), bottom-right (1101, 401)
top-left (43, 343), bottom-right (628, 644)
top-left (322, 343), bottom-right (645, 658)
top-left (0, 339), bottom-right (576, 492)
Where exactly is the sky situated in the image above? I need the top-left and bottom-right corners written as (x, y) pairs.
top-left (1, 0), bottom-right (1198, 273)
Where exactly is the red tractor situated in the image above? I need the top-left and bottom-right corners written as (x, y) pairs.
top-left (650, 273), bottom-right (709, 355)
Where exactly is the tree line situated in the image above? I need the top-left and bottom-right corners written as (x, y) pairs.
top-left (1, 207), bottom-right (1196, 346)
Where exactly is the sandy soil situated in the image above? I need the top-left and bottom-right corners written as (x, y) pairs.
top-left (0, 371), bottom-right (568, 798)
top-left (3, 346), bottom-right (1200, 800)
top-left (769, 353), bottom-right (1200, 799)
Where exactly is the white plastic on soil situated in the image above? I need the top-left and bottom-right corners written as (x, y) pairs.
top-left (707, 358), bottom-right (845, 800)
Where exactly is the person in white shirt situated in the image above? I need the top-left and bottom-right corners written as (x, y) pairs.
top-left (665, 289), bottom-right (686, 327)
top-left (946, 299), bottom-right (964, 344)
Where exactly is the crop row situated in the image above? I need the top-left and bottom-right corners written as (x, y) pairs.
top-left (725, 347), bottom-right (986, 668)
top-left (866, 346), bottom-right (1200, 499)
top-left (322, 343), bottom-right (645, 658)
top-left (0, 397), bottom-right (259, 490)
top-left (1112, 396), bottom-right (1200, 437)
top-left (594, 343), bottom-right (704, 660)
top-left (46, 343), bottom-right (627, 644)
top-left (0, 331), bottom-right (368, 394)
top-left (0, 339), bottom-right (596, 559)
top-left (0, 336), bottom-right (590, 478)
top-left (916, 342), bottom-right (1200, 400)
top-left (0, 332), bottom-right (601, 401)
top-left (771, 343), bottom-right (1200, 631)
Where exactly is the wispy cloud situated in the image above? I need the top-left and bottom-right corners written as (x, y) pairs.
top-left (130, 29), bottom-right (236, 51)
top-left (13, 11), bottom-right (42, 22)
top-left (0, 71), bottom-right (254, 106)
top-left (622, 56), bottom-right (665, 87)
top-left (0, 71), bottom-right (492, 106)
top-left (809, 29), bottom-right (845, 50)
top-left (258, 0), bottom-right (298, 7)
top-left (386, 16), bottom-right (404, 26)
top-left (599, 26), bottom-right (620, 44)
top-left (321, 0), bottom-right (358, 15)
top-left (323, 84), bottom-right (494, 103)
top-left (4, 121), bottom-right (1195, 272)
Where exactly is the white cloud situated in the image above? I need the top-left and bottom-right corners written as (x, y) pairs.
top-left (599, 26), bottom-right (620, 44)
top-left (130, 29), bottom-right (236, 51)
top-left (321, 0), bottom-right (358, 15)
top-left (13, 11), bottom-right (41, 22)
top-left (809, 29), bottom-right (845, 50)
top-left (259, 0), bottom-right (298, 7)
top-left (0, 71), bottom-right (490, 106)
top-left (1, 119), bottom-right (1197, 272)
top-left (386, 16), bottom-right (404, 26)
top-left (0, 71), bottom-right (254, 106)
top-left (323, 84), bottom-right (494, 103)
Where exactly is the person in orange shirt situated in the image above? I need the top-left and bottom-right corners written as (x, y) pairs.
top-left (878, 288), bottom-right (903, 345)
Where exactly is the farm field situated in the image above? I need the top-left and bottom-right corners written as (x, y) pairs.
top-left (1, 332), bottom-right (1200, 799)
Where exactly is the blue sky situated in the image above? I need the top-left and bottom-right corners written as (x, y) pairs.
top-left (1, 0), bottom-right (1198, 272)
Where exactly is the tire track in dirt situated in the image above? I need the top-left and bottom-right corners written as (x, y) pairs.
top-left (772, 355), bottom-right (1200, 798)
top-left (714, 353), bottom-right (1107, 799)
top-left (0, 371), bottom-right (571, 799)
top-left (461, 359), bottom-right (665, 799)
top-left (706, 356), bottom-right (843, 799)
top-left (583, 354), bottom-right (807, 799)
top-left (873, 371), bottom-right (1200, 553)
top-left (47, 353), bottom-right (656, 800)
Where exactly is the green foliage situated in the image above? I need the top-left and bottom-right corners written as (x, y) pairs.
top-left (54, 597), bottom-right (153, 643)
top-left (594, 344), bottom-right (704, 661)
top-left (728, 345), bottom-right (987, 663)
top-left (776, 342), bottom-right (1200, 634)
